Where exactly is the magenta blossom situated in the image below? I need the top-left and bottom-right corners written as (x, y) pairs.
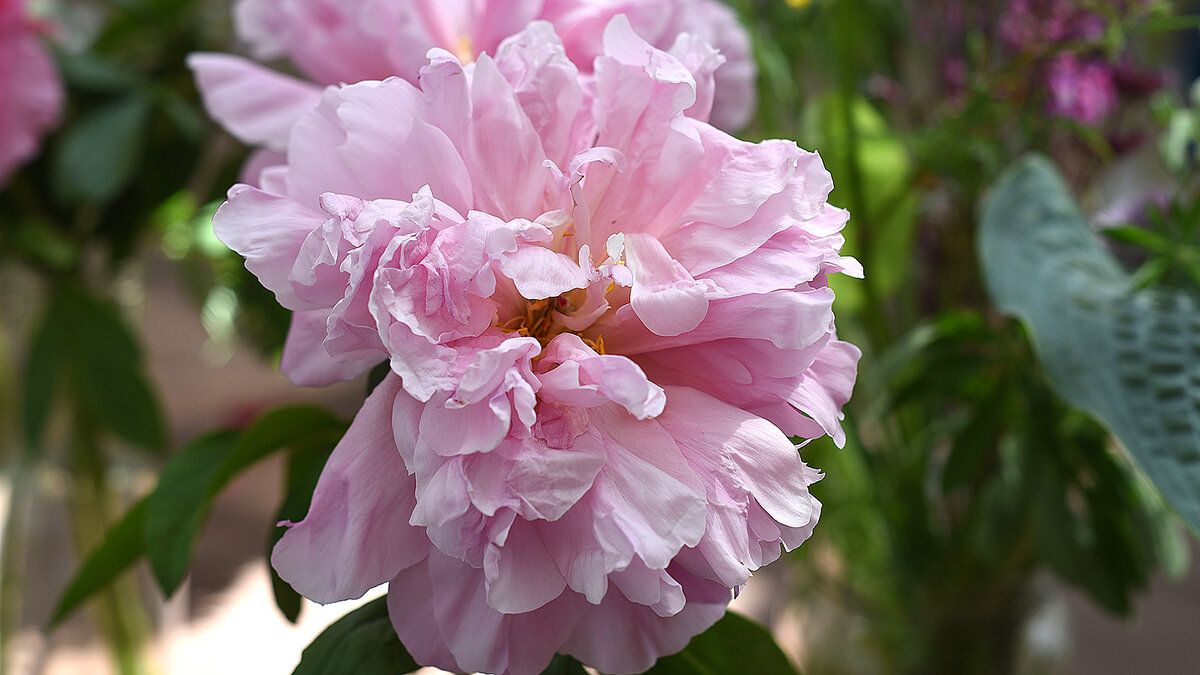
top-left (1045, 52), bottom-right (1117, 126)
top-left (0, 0), bottom-right (62, 185)
top-left (190, 0), bottom-right (755, 156)
top-left (212, 18), bottom-right (858, 675)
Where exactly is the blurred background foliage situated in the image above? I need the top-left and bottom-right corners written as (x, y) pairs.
top-left (2, 1), bottom-right (1200, 674)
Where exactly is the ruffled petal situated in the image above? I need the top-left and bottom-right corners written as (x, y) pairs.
top-left (187, 53), bottom-right (322, 151)
top-left (271, 373), bottom-right (428, 603)
top-left (211, 184), bottom-right (327, 310)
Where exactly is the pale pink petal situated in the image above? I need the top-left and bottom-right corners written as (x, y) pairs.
top-left (271, 373), bottom-right (428, 603)
top-left (280, 309), bottom-right (379, 386)
top-left (561, 565), bottom-right (730, 674)
top-left (187, 53), bottom-right (322, 151)
top-left (211, 184), bottom-right (327, 310)
top-left (624, 232), bottom-right (712, 336)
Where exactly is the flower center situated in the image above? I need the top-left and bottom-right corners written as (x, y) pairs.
top-left (499, 288), bottom-right (606, 354)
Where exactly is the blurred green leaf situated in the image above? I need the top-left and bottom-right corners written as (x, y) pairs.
top-left (292, 597), bottom-right (419, 675)
top-left (46, 496), bottom-right (148, 628)
top-left (146, 406), bottom-right (345, 595)
top-left (23, 287), bottom-right (166, 453)
top-left (144, 429), bottom-right (239, 594)
top-left (540, 654), bottom-right (588, 675)
top-left (980, 155), bottom-right (1200, 537)
top-left (646, 612), bottom-right (799, 675)
top-left (803, 94), bottom-right (917, 309)
top-left (22, 294), bottom-right (70, 453)
top-left (64, 289), bottom-right (167, 451)
top-left (56, 52), bottom-right (143, 93)
top-left (53, 96), bottom-right (152, 204)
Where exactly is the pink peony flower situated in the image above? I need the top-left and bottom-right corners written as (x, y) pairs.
top-left (0, 0), bottom-right (63, 185)
top-left (212, 18), bottom-right (858, 675)
top-left (189, 0), bottom-right (755, 156)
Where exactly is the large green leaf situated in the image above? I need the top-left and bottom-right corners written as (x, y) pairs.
top-left (52, 96), bottom-right (152, 204)
top-left (979, 155), bottom-right (1200, 536)
top-left (292, 597), bottom-right (420, 675)
top-left (22, 286), bottom-right (166, 453)
top-left (646, 612), bottom-right (799, 675)
top-left (145, 406), bottom-right (345, 594)
top-left (46, 496), bottom-right (148, 628)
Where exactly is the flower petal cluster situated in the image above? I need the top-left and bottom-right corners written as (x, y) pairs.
top-left (0, 0), bottom-right (62, 185)
top-left (190, 0), bottom-right (754, 151)
top-left (212, 18), bottom-right (859, 675)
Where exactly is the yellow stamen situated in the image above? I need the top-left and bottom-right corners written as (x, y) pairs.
top-left (454, 34), bottom-right (475, 64)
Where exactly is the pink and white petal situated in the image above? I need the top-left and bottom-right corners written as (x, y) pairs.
top-left (270, 373), bottom-right (427, 603)
top-left (493, 21), bottom-right (585, 168)
top-left (279, 309), bottom-right (379, 386)
top-left (483, 516), bottom-right (569, 614)
top-left (587, 404), bottom-right (708, 570)
top-left (187, 53), bottom-right (322, 151)
top-left (417, 390), bottom-right (511, 458)
top-left (561, 565), bottom-right (730, 675)
top-left (211, 184), bottom-right (327, 311)
top-left (786, 339), bottom-right (861, 447)
top-left (335, 78), bottom-right (475, 212)
top-left (657, 386), bottom-right (821, 532)
top-left (386, 559), bottom-right (462, 673)
top-left (462, 433), bottom-right (606, 521)
top-left (426, 549), bottom-right (587, 675)
top-left (497, 244), bottom-right (591, 299)
top-left (538, 334), bottom-right (666, 419)
top-left (602, 287), bottom-right (835, 355)
top-left (465, 54), bottom-right (555, 220)
top-left (623, 232), bottom-right (711, 337)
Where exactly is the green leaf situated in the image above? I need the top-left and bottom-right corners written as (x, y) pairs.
top-left (540, 654), bottom-right (587, 675)
top-left (63, 289), bottom-right (167, 451)
top-left (22, 294), bottom-right (70, 453)
top-left (979, 154), bottom-right (1200, 537)
top-left (144, 430), bottom-right (239, 594)
top-left (646, 612), bottom-right (799, 675)
top-left (47, 496), bottom-right (148, 628)
top-left (145, 406), bottom-right (346, 595)
top-left (23, 287), bottom-right (166, 453)
top-left (53, 96), bottom-right (152, 204)
top-left (292, 597), bottom-right (420, 675)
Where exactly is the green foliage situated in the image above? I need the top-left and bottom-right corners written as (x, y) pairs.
top-left (291, 597), bottom-right (420, 675)
top-left (646, 612), bottom-right (800, 675)
top-left (52, 95), bottom-right (152, 204)
top-left (22, 285), bottom-right (166, 454)
top-left (146, 405), bottom-right (346, 594)
top-left (980, 155), bottom-right (1200, 537)
top-left (46, 496), bottom-right (149, 628)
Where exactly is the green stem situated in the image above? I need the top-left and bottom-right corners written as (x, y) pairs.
top-left (67, 408), bottom-right (152, 675)
top-left (832, 0), bottom-right (890, 353)
top-left (0, 462), bottom-right (32, 675)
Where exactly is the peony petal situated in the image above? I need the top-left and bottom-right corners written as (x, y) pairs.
top-left (187, 53), bottom-right (323, 151)
top-left (211, 184), bottom-right (327, 310)
top-left (271, 373), bottom-right (428, 603)
top-left (484, 515), bottom-right (569, 614)
top-left (562, 564), bottom-right (730, 675)
top-left (279, 309), bottom-right (379, 386)
top-left (623, 232), bottom-right (711, 336)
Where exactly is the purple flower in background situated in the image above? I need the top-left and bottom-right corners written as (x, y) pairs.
top-left (1045, 52), bottom-right (1118, 126)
